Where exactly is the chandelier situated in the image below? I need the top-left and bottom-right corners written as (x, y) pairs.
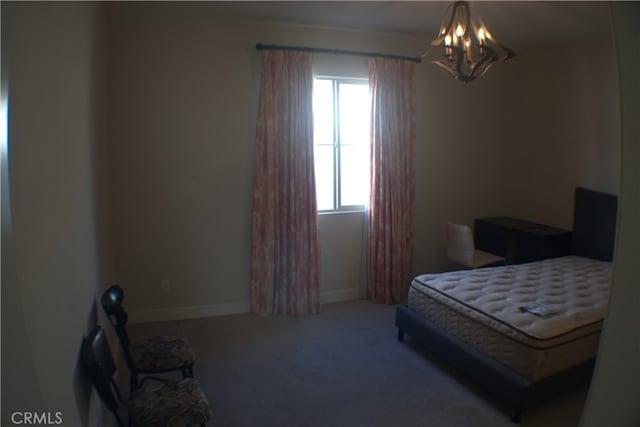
top-left (429, 1), bottom-right (515, 83)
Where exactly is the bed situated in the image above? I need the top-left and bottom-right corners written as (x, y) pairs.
top-left (395, 187), bottom-right (618, 422)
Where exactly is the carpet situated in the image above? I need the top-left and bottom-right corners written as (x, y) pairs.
top-left (127, 300), bottom-right (588, 427)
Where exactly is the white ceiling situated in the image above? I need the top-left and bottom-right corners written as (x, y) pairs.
top-left (109, 1), bottom-right (613, 51)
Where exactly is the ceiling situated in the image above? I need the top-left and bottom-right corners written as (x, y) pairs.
top-left (109, 1), bottom-right (613, 51)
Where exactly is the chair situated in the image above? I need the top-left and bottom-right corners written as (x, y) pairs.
top-left (446, 222), bottom-right (506, 269)
top-left (101, 284), bottom-right (196, 390)
top-left (81, 325), bottom-right (212, 427)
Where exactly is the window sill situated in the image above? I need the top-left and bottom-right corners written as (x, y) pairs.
top-left (318, 209), bottom-right (367, 216)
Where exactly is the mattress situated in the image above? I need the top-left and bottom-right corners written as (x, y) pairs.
top-left (408, 256), bottom-right (611, 381)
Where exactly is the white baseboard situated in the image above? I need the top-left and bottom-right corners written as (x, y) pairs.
top-left (320, 287), bottom-right (360, 304)
top-left (129, 301), bottom-right (251, 324)
top-left (128, 287), bottom-right (361, 323)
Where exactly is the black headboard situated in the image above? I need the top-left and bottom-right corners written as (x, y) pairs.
top-left (572, 187), bottom-right (618, 262)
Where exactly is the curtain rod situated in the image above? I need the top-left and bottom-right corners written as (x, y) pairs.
top-left (255, 43), bottom-right (422, 64)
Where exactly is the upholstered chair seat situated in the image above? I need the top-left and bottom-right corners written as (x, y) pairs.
top-left (130, 335), bottom-right (196, 372)
top-left (127, 377), bottom-right (212, 427)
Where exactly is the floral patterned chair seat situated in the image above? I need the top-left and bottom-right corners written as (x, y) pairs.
top-left (131, 335), bottom-right (196, 372)
top-left (128, 378), bottom-right (212, 427)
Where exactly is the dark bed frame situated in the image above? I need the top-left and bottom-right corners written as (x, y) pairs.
top-left (395, 187), bottom-right (618, 423)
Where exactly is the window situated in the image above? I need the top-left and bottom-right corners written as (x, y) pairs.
top-left (313, 77), bottom-right (370, 212)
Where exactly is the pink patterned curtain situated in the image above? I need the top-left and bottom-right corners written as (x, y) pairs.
top-left (251, 50), bottom-right (321, 316)
top-left (367, 58), bottom-right (416, 304)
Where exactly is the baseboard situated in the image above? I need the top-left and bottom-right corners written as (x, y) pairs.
top-left (128, 301), bottom-right (251, 323)
top-left (128, 287), bottom-right (361, 323)
top-left (320, 287), bottom-right (360, 304)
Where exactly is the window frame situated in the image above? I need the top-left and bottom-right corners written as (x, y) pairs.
top-left (313, 76), bottom-right (370, 214)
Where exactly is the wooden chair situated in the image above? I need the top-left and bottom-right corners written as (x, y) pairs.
top-left (81, 325), bottom-right (212, 427)
top-left (101, 284), bottom-right (195, 390)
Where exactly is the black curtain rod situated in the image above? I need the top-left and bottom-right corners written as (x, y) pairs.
top-left (256, 43), bottom-right (422, 64)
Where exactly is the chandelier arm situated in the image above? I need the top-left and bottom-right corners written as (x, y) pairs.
top-left (443, 3), bottom-right (458, 36)
top-left (420, 46), bottom-right (434, 59)
top-left (461, 4), bottom-right (472, 39)
top-left (473, 62), bottom-right (497, 80)
top-left (432, 2), bottom-right (457, 45)
top-left (497, 43), bottom-right (516, 60)
top-left (451, 46), bottom-right (470, 81)
top-left (484, 38), bottom-right (516, 61)
top-left (433, 60), bottom-right (458, 77)
top-left (470, 48), bottom-right (498, 79)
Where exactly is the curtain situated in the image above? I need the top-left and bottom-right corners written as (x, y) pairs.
top-left (251, 50), bottom-right (321, 316)
top-left (367, 58), bottom-right (417, 304)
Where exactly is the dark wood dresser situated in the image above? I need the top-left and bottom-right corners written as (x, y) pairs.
top-left (475, 217), bottom-right (572, 264)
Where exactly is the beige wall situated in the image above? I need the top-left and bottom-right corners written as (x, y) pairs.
top-left (1, 5), bottom-right (43, 418)
top-left (2, 2), bottom-right (111, 425)
top-left (502, 41), bottom-right (620, 230)
top-left (106, 19), bottom-right (434, 316)
top-left (106, 9), bottom-right (620, 317)
top-left (413, 58), bottom-right (513, 273)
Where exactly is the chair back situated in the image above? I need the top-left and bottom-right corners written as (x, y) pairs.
top-left (101, 285), bottom-right (127, 323)
top-left (101, 285), bottom-right (135, 371)
top-left (101, 284), bottom-right (130, 337)
top-left (81, 326), bottom-right (122, 415)
top-left (446, 222), bottom-right (476, 267)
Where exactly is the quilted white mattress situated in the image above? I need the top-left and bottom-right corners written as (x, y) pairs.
top-left (408, 256), bottom-right (612, 381)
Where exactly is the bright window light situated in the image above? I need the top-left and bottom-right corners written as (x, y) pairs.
top-left (313, 77), bottom-right (370, 212)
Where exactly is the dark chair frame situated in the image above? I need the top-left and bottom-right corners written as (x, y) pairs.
top-left (81, 326), bottom-right (210, 427)
top-left (82, 326), bottom-right (127, 426)
top-left (101, 284), bottom-right (195, 390)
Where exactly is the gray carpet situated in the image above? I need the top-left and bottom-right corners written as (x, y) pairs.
top-left (128, 300), bottom-right (588, 427)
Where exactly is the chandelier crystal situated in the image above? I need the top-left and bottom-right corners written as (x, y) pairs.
top-left (429, 1), bottom-right (515, 83)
